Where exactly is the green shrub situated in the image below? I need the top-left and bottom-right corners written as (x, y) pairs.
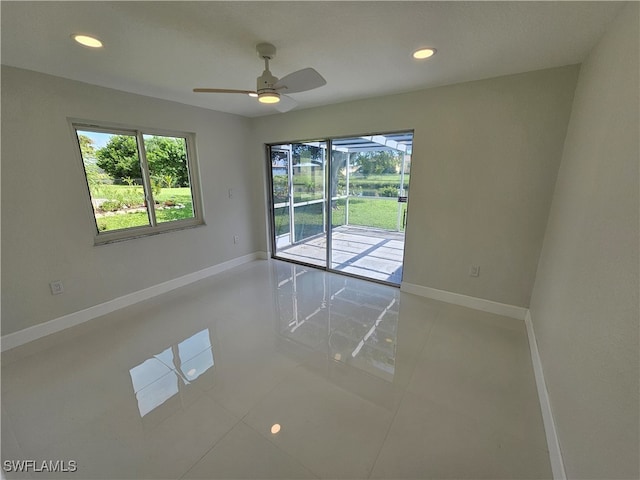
top-left (150, 177), bottom-right (163, 197)
top-left (120, 188), bottom-right (144, 207)
top-left (379, 185), bottom-right (398, 197)
top-left (272, 176), bottom-right (289, 203)
top-left (101, 199), bottom-right (124, 212)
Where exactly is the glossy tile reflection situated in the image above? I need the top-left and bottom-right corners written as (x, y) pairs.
top-left (129, 329), bottom-right (213, 417)
top-left (274, 262), bottom-right (399, 382)
top-left (1, 259), bottom-right (551, 479)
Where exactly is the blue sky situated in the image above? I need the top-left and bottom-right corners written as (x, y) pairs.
top-left (77, 130), bottom-right (112, 150)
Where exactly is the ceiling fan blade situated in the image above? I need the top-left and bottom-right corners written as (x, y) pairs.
top-left (274, 68), bottom-right (326, 94)
top-left (193, 88), bottom-right (256, 95)
top-left (274, 95), bottom-right (298, 113)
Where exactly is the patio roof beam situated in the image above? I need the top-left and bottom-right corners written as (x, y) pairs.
top-left (359, 135), bottom-right (408, 153)
top-left (289, 134), bottom-right (413, 154)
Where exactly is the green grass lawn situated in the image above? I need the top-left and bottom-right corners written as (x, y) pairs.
top-left (334, 197), bottom-right (405, 231)
top-left (94, 186), bottom-right (194, 232)
top-left (96, 185), bottom-right (405, 235)
top-left (349, 173), bottom-right (410, 186)
top-left (273, 196), bottom-right (406, 243)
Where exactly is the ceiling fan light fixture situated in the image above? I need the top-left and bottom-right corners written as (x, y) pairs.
top-left (193, 43), bottom-right (325, 112)
top-left (71, 34), bottom-right (103, 48)
top-left (258, 92), bottom-right (280, 104)
top-left (412, 47), bottom-right (436, 60)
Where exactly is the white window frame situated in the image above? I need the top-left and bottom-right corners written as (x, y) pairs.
top-left (70, 119), bottom-right (205, 244)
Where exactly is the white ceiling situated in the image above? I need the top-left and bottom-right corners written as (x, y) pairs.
top-left (1, 1), bottom-right (624, 118)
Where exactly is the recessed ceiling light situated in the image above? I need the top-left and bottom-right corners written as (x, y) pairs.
top-left (412, 48), bottom-right (436, 60)
top-left (72, 34), bottom-right (103, 48)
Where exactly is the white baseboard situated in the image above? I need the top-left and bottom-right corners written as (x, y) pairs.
top-left (400, 282), bottom-right (528, 320)
top-left (1, 252), bottom-right (266, 352)
top-left (525, 310), bottom-right (566, 480)
top-left (399, 283), bottom-right (564, 478)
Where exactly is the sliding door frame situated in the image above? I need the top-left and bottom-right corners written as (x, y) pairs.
top-left (265, 130), bottom-right (413, 287)
top-left (325, 138), bottom-right (334, 271)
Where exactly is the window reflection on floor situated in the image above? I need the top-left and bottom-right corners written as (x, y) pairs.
top-left (273, 262), bottom-right (398, 383)
top-left (129, 329), bottom-right (213, 417)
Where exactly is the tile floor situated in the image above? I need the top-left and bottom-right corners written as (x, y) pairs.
top-left (1, 260), bottom-right (551, 479)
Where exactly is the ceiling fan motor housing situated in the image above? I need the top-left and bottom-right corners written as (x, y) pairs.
top-left (257, 70), bottom-right (279, 94)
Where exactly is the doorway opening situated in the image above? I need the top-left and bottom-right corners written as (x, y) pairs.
top-left (268, 132), bottom-right (413, 285)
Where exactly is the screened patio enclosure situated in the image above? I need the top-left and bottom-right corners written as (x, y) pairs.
top-left (269, 132), bottom-right (413, 285)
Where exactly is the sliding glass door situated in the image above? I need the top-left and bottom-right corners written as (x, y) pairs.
top-left (268, 132), bottom-right (413, 285)
top-left (329, 135), bottom-right (411, 283)
top-left (270, 141), bottom-right (327, 267)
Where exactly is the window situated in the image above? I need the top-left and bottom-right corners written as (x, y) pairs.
top-left (72, 122), bottom-right (204, 243)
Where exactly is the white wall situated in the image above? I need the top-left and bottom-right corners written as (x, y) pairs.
top-left (1, 67), bottom-right (260, 336)
top-left (3, 64), bottom-right (578, 338)
top-left (250, 66), bottom-right (579, 308)
top-left (529, 4), bottom-right (639, 478)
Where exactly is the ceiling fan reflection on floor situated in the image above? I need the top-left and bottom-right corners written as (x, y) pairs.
top-left (193, 43), bottom-right (326, 112)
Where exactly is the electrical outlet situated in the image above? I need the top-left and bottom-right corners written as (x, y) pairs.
top-left (233, 235), bottom-right (239, 244)
top-left (50, 280), bottom-right (64, 295)
top-left (228, 188), bottom-right (233, 199)
top-left (469, 265), bottom-right (480, 277)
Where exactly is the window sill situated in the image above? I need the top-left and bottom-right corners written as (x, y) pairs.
top-left (94, 219), bottom-right (205, 245)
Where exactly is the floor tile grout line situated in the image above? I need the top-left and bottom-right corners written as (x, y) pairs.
top-left (2, 260), bottom-right (549, 479)
top-left (173, 376), bottom-right (250, 479)
top-left (0, 407), bottom-right (31, 462)
top-left (366, 307), bottom-right (441, 479)
top-left (177, 416), bottom-right (242, 480)
top-left (365, 386), bottom-right (408, 479)
top-left (403, 305), bottom-right (552, 451)
top-left (232, 351), bottom-right (398, 479)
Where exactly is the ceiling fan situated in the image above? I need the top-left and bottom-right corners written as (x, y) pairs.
top-left (194, 43), bottom-right (326, 112)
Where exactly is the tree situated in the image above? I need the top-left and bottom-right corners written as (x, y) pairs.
top-left (78, 134), bottom-right (109, 194)
top-left (353, 151), bottom-right (399, 177)
top-left (96, 135), bottom-right (141, 180)
top-left (144, 136), bottom-right (189, 186)
top-left (78, 134), bottom-right (96, 161)
top-left (291, 144), bottom-right (323, 165)
top-left (94, 135), bottom-right (189, 186)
